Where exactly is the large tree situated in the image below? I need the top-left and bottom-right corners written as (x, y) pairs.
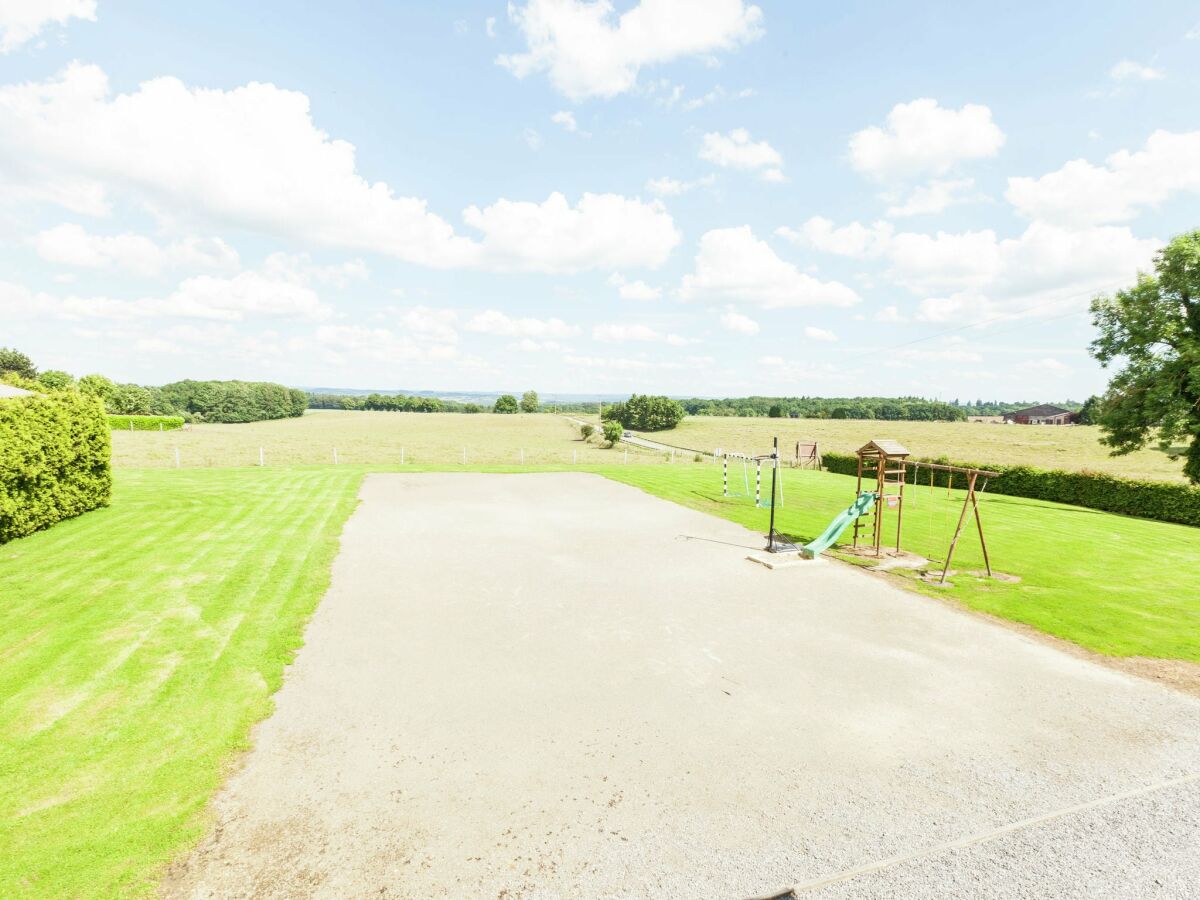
top-left (519, 389), bottom-right (539, 413)
top-left (0, 347), bottom-right (37, 380)
top-left (1089, 230), bottom-right (1200, 482)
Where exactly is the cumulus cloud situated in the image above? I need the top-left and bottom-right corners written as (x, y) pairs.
top-left (719, 307), bottom-right (759, 335)
top-left (1109, 60), bottom-right (1165, 81)
top-left (462, 192), bottom-right (679, 273)
top-left (0, 64), bottom-right (678, 274)
top-left (1005, 130), bottom-right (1200, 226)
top-left (315, 324), bottom-right (457, 365)
top-left (609, 272), bottom-right (662, 300)
top-left (804, 326), bottom-right (836, 342)
top-left (551, 110), bottom-right (590, 137)
top-left (33, 223), bottom-right (240, 276)
top-left (465, 309), bottom-right (581, 338)
top-left (679, 226), bottom-right (860, 308)
top-left (1, 253), bottom-right (342, 323)
top-left (777, 217), bottom-right (893, 258)
top-left (592, 322), bottom-right (689, 344)
top-left (497, 0), bottom-right (764, 101)
top-left (0, 0), bottom-right (95, 53)
top-left (885, 178), bottom-right (977, 217)
top-left (849, 99), bottom-right (1004, 180)
top-left (699, 128), bottom-right (784, 181)
top-left (645, 173), bottom-right (716, 196)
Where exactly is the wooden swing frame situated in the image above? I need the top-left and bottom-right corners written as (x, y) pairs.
top-left (903, 460), bottom-right (998, 583)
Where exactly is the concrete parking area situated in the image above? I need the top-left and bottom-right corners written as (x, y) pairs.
top-left (165, 473), bottom-right (1200, 899)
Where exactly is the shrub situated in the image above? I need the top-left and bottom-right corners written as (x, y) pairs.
top-left (821, 451), bottom-right (1200, 528)
top-left (580, 423), bottom-right (595, 441)
top-left (107, 414), bottom-right (185, 431)
top-left (0, 391), bottom-right (112, 544)
top-left (602, 420), bottom-right (623, 446)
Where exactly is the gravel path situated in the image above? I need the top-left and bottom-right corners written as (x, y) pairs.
top-left (164, 473), bottom-right (1200, 899)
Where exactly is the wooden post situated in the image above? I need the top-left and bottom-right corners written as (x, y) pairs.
top-left (972, 484), bottom-right (992, 577)
top-left (940, 472), bottom-right (977, 583)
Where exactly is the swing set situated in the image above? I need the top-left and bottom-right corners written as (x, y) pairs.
top-left (852, 440), bottom-right (997, 583)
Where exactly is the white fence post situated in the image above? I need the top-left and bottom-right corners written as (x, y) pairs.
top-left (462, 447), bottom-right (467, 464)
top-left (259, 447), bottom-right (264, 466)
top-left (623, 449), bottom-right (628, 464)
top-left (573, 449), bottom-right (577, 465)
top-left (520, 448), bottom-right (524, 464)
top-left (400, 447), bottom-right (405, 465)
top-left (174, 447), bottom-right (180, 468)
top-left (333, 447), bottom-right (339, 465)
top-left (159, 422), bottom-right (163, 432)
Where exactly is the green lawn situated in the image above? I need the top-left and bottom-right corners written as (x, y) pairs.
top-left (0, 468), bottom-right (363, 897)
top-left (2, 462), bottom-right (1198, 897)
top-left (602, 464), bottom-right (1200, 660)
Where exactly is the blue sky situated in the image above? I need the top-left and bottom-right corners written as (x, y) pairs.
top-left (2, 1), bottom-right (1198, 399)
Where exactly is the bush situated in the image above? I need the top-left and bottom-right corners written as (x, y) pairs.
top-left (580, 423), bottom-right (595, 440)
top-left (108, 414), bottom-right (185, 431)
top-left (493, 394), bottom-right (519, 414)
top-left (603, 394), bottom-right (685, 431)
top-left (602, 420), bottom-right (623, 446)
top-left (0, 391), bottom-right (112, 544)
top-left (821, 451), bottom-right (1200, 528)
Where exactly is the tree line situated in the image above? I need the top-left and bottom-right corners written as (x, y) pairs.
top-left (0, 349), bottom-right (306, 424)
top-left (678, 396), bottom-right (967, 421)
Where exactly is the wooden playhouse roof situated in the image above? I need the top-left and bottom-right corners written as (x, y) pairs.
top-left (857, 439), bottom-right (910, 457)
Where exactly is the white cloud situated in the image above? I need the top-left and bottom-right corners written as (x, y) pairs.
top-left (849, 99), bottom-right (1004, 180)
top-left (315, 324), bottom-right (457, 365)
top-left (465, 309), bottom-right (581, 338)
top-left (679, 226), bottom-right (860, 309)
top-left (498, 0), bottom-right (764, 101)
top-left (391, 305), bottom-right (459, 343)
top-left (0, 64), bottom-right (677, 275)
top-left (462, 192), bottom-right (679, 273)
top-left (551, 110), bottom-right (590, 137)
top-left (1110, 60), bottom-right (1165, 81)
top-left (885, 177), bottom-right (977, 217)
top-left (874, 305), bottom-right (906, 323)
top-left (645, 173), bottom-right (716, 196)
top-left (609, 272), bottom-right (662, 301)
top-left (1005, 130), bottom-right (1200, 226)
top-left (1188, 23), bottom-right (1200, 39)
top-left (897, 345), bottom-right (983, 364)
top-left (510, 338), bottom-right (562, 352)
top-left (681, 84), bottom-right (754, 111)
top-left (523, 127), bottom-right (544, 150)
top-left (33, 223), bottom-right (240, 277)
top-left (562, 353), bottom-right (709, 371)
top-left (1020, 357), bottom-right (1070, 374)
top-left (719, 307), bottom-right (759, 335)
top-left (699, 128), bottom-right (783, 181)
top-left (804, 326), bottom-right (836, 342)
top-left (486, 16), bottom-right (497, 37)
top-left (0, 0), bottom-right (95, 53)
top-left (2, 254), bottom-right (339, 324)
top-left (913, 222), bottom-right (1158, 322)
top-left (777, 217), bottom-right (893, 258)
top-left (592, 322), bottom-right (689, 344)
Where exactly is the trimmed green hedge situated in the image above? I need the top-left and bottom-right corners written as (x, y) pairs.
top-left (1, 392), bottom-right (112, 544)
top-left (108, 414), bottom-right (185, 431)
top-left (822, 451), bottom-right (1200, 528)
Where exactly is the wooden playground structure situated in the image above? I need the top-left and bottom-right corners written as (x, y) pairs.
top-left (853, 440), bottom-right (997, 583)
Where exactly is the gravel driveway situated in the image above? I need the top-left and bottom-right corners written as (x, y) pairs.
top-left (164, 473), bottom-right (1200, 899)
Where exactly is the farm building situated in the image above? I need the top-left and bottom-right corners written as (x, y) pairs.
top-left (1002, 404), bottom-right (1075, 425)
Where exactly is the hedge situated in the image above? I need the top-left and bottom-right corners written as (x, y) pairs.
top-left (108, 414), bottom-right (185, 431)
top-left (821, 451), bottom-right (1200, 528)
top-left (1, 392), bottom-right (112, 544)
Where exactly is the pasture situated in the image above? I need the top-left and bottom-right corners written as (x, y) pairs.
top-left (625, 415), bottom-right (1188, 482)
top-left (109, 410), bottom-right (660, 469)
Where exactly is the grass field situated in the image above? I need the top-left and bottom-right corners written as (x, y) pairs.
top-left (620, 415), bottom-right (1188, 482)
top-left (110, 410), bottom-right (664, 469)
top-left (4, 438), bottom-right (1198, 895)
top-left (0, 468), bottom-right (363, 897)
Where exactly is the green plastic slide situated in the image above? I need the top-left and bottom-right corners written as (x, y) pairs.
top-left (801, 492), bottom-right (878, 559)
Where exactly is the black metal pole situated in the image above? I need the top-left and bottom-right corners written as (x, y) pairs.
top-left (767, 436), bottom-right (778, 550)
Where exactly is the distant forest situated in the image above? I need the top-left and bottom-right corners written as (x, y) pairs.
top-left (308, 392), bottom-right (1084, 422)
